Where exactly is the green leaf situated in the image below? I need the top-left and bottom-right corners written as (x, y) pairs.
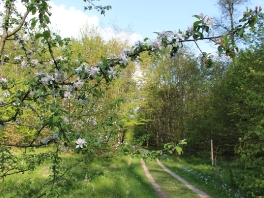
top-left (43, 30), bottom-right (51, 39)
top-left (52, 115), bottom-right (60, 123)
top-left (175, 146), bottom-right (183, 155)
top-left (31, 18), bottom-right (38, 29)
top-left (249, 17), bottom-right (258, 27)
top-left (193, 15), bottom-right (201, 19)
top-left (144, 37), bottom-right (149, 42)
top-left (193, 21), bottom-right (201, 28)
top-left (35, 33), bottom-right (43, 39)
top-left (31, 7), bottom-right (37, 15)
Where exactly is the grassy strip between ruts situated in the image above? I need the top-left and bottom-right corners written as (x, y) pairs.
top-left (159, 156), bottom-right (247, 198)
top-left (1, 147), bottom-right (158, 198)
top-left (145, 159), bottom-right (201, 198)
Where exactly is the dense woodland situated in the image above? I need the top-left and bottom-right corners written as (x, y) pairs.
top-left (0, 0), bottom-right (264, 197)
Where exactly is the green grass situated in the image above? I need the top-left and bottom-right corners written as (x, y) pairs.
top-left (1, 147), bottom-right (158, 198)
top-left (160, 155), bottom-right (247, 198)
top-left (146, 159), bottom-right (200, 198)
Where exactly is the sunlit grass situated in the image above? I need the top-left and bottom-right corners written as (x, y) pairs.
top-left (1, 147), bottom-right (158, 198)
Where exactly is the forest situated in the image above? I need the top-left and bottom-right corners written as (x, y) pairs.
top-left (0, 0), bottom-right (264, 197)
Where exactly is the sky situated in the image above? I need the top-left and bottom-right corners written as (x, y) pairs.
top-left (49, 0), bottom-right (264, 53)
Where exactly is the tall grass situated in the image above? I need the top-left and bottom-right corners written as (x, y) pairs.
top-left (1, 147), bottom-right (158, 198)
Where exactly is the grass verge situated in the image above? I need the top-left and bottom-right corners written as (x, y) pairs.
top-left (160, 155), bottom-right (247, 198)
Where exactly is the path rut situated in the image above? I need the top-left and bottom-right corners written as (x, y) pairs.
top-left (141, 158), bottom-right (211, 198)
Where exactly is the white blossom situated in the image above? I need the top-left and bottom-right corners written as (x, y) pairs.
top-left (90, 66), bottom-right (99, 77)
top-left (57, 56), bottom-right (66, 61)
top-left (188, 25), bottom-right (193, 32)
top-left (31, 59), bottom-right (39, 66)
top-left (0, 98), bottom-right (4, 104)
top-left (64, 91), bottom-right (72, 99)
top-left (161, 31), bottom-right (172, 38)
top-left (174, 33), bottom-right (185, 41)
top-left (151, 39), bottom-right (162, 50)
top-left (0, 78), bottom-right (7, 83)
top-left (108, 67), bottom-right (116, 78)
top-left (21, 61), bottom-right (28, 68)
top-left (35, 71), bottom-right (45, 77)
top-left (67, 85), bottom-right (74, 92)
top-left (74, 79), bottom-right (84, 88)
top-left (75, 66), bottom-right (82, 74)
top-left (14, 55), bottom-right (23, 61)
top-left (2, 92), bottom-right (10, 98)
top-left (55, 71), bottom-right (64, 83)
top-left (118, 51), bottom-right (128, 65)
top-left (49, 60), bottom-right (55, 65)
top-left (75, 63), bottom-right (89, 74)
top-left (75, 138), bottom-right (87, 148)
top-left (204, 17), bottom-right (213, 26)
top-left (40, 75), bottom-right (54, 85)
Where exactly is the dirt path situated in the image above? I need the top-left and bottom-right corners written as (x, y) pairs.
top-left (156, 160), bottom-right (211, 198)
top-left (140, 158), bottom-right (211, 198)
top-left (140, 158), bottom-right (168, 198)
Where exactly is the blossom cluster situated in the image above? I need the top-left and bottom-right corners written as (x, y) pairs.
top-left (132, 13), bottom-right (214, 57)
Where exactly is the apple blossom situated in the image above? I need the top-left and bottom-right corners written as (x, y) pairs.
top-left (64, 91), bottom-right (72, 99)
top-left (174, 33), bottom-right (185, 41)
top-left (75, 66), bottom-right (82, 74)
top-left (204, 17), bottom-right (213, 26)
top-left (108, 67), bottom-right (116, 78)
top-left (75, 138), bottom-right (87, 148)
top-left (161, 31), bottom-right (171, 38)
top-left (90, 66), bottom-right (99, 77)
top-left (74, 79), bottom-right (84, 88)
top-left (151, 39), bottom-right (162, 50)
top-left (199, 13), bottom-right (204, 18)
top-left (216, 39), bottom-right (222, 44)
top-left (40, 75), bottom-right (54, 85)
top-left (118, 51), bottom-right (128, 65)
top-left (21, 61), bottom-right (28, 68)
top-left (31, 59), bottom-right (39, 66)
top-left (67, 85), bottom-right (74, 92)
top-left (49, 60), bottom-right (55, 65)
top-left (55, 71), bottom-right (64, 83)
top-left (35, 71), bottom-right (45, 77)
top-left (188, 25), bottom-right (193, 32)
top-left (14, 55), bottom-right (23, 62)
